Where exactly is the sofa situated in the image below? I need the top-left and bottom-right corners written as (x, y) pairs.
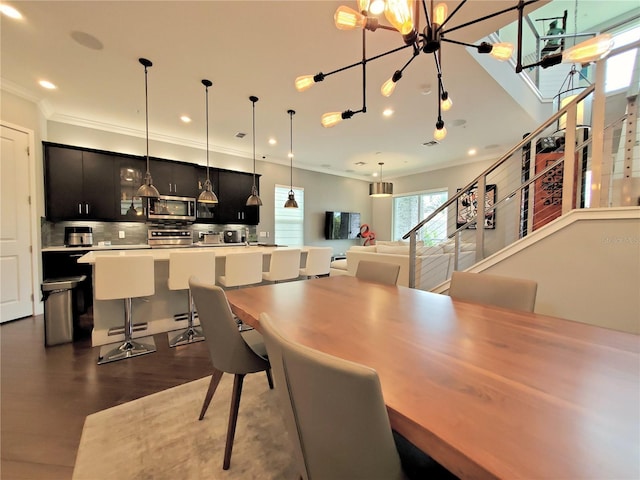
top-left (329, 241), bottom-right (476, 291)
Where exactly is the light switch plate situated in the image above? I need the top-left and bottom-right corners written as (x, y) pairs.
top-left (119, 231), bottom-right (125, 239)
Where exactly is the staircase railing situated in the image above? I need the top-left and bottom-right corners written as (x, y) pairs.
top-left (402, 40), bottom-right (640, 290)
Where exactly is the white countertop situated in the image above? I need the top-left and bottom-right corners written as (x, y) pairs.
top-left (42, 244), bottom-right (151, 253)
top-left (77, 245), bottom-right (306, 264)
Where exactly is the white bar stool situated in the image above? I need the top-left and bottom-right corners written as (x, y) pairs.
top-left (299, 247), bottom-right (333, 279)
top-left (262, 248), bottom-right (301, 283)
top-left (95, 255), bottom-right (156, 364)
top-left (167, 250), bottom-right (216, 347)
top-left (217, 251), bottom-right (263, 289)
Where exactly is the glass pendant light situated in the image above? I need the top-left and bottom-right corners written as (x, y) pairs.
top-left (369, 162), bottom-right (393, 197)
top-left (136, 58), bottom-right (160, 198)
top-left (246, 95), bottom-right (263, 206)
top-left (198, 79), bottom-right (218, 204)
top-left (284, 109), bottom-right (299, 208)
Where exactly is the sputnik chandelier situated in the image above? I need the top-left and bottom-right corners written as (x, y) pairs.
top-left (295, 0), bottom-right (612, 141)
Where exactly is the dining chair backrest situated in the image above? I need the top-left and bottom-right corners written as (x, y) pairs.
top-left (355, 260), bottom-right (400, 285)
top-left (258, 313), bottom-right (307, 480)
top-left (259, 312), bottom-right (404, 480)
top-left (217, 251), bottom-right (263, 288)
top-left (449, 271), bottom-right (538, 312)
top-left (299, 247), bottom-right (333, 277)
top-left (263, 248), bottom-right (301, 282)
top-left (95, 255), bottom-right (154, 300)
top-left (168, 250), bottom-right (216, 291)
top-left (189, 277), bottom-right (268, 374)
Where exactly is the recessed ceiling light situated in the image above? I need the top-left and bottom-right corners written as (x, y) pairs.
top-left (268, 138), bottom-right (277, 145)
top-left (180, 115), bottom-right (191, 123)
top-left (0, 4), bottom-right (22, 19)
top-left (354, 161), bottom-right (366, 166)
top-left (235, 132), bottom-right (246, 138)
top-left (372, 172), bottom-right (378, 177)
top-left (383, 108), bottom-right (394, 117)
top-left (468, 148), bottom-right (477, 156)
top-left (39, 80), bottom-right (57, 90)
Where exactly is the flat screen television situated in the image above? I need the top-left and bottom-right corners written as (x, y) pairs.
top-left (324, 211), bottom-right (361, 239)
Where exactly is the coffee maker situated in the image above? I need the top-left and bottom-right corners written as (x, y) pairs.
top-left (64, 226), bottom-right (93, 247)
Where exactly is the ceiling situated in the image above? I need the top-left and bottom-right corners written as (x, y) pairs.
top-left (1, 1), bottom-right (635, 181)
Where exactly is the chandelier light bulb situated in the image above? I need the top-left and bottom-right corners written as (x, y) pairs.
top-left (357, 0), bottom-right (370, 13)
top-left (335, 6), bottom-right (367, 30)
top-left (490, 42), bottom-right (514, 61)
top-left (381, 77), bottom-right (397, 97)
top-left (562, 33), bottom-right (614, 64)
top-left (440, 94), bottom-right (453, 111)
top-left (370, 0), bottom-right (385, 14)
top-left (295, 75), bottom-right (316, 92)
top-left (384, 0), bottom-right (414, 36)
top-left (321, 112), bottom-right (344, 128)
top-left (434, 123), bottom-right (447, 141)
top-left (433, 3), bottom-right (448, 25)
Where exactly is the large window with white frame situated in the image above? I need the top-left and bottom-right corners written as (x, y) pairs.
top-left (393, 189), bottom-right (448, 245)
top-left (275, 185), bottom-right (304, 246)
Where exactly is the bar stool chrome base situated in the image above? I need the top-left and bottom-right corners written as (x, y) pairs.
top-left (98, 336), bottom-right (156, 365)
top-left (168, 326), bottom-right (205, 347)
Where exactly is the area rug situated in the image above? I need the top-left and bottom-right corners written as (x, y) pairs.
top-left (73, 373), bottom-right (299, 479)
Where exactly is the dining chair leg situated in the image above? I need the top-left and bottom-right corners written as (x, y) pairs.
top-left (223, 373), bottom-right (245, 470)
top-left (265, 368), bottom-right (274, 389)
top-left (199, 368), bottom-right (224, 421)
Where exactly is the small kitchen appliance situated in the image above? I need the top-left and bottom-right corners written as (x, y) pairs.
top-left (201, 232), bottom-right (223, 244)
top-left (64, 226), bottom-right (93, 247)
top-left (223, 230), bottom-right (243, 243)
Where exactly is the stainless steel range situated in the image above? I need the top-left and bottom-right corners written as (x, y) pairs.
top-left (147, 229), bottom-right (193, 248)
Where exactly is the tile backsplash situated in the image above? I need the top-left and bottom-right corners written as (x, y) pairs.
top-left (41, 219), bottom-right (256, 247)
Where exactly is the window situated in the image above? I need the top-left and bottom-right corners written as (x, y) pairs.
top-left (605, 26), bottom-right (640, 93)
top-left (275, 185), bottom-right (304, 246)
top-left (393, 189), bottom-right (448, 244)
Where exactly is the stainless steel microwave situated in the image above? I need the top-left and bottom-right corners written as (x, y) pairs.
top-left (147, 195), bottom-right (196, 222)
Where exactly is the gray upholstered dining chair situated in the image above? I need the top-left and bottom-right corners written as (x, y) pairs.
top-left (259, 311), bottom-right (405, 480)
top-left (449, 271), bottom-right (538, 312)
top-left (355, 260), bottom-right (401, 285)
top-left (189, 277), bottom-right (273, 471)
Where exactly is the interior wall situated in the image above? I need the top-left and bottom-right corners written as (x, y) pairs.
top-left (473, 210), bottom-right (640, 334)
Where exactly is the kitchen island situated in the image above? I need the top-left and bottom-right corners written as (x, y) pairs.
top-left (77, 245), bottom-right (308, 346)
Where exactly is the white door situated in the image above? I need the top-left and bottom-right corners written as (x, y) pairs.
top-left (1, 125), bottom-right (33, 322)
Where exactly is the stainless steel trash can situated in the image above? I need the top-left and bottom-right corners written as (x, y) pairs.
top-left (41, 275), bottom-right (86, 347)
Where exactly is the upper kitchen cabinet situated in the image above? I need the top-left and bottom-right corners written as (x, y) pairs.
top-left (114, 154), bottom-right (147, 222)
top-left (148, 158), bottom-right (199, 197)
top-left (44, 143), bottom-right (116, 221)
top-left (195, 167), bottom-right (220, 222)
top-left (217, 170), bottom-right (260, 225)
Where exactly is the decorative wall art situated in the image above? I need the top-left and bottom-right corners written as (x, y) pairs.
top-left (456, 184), bottom-right (497, 229)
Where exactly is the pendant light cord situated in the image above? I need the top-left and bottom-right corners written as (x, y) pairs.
top-left (205, 81), bottom-right (210, 181)
top-left (144, 64), bottom-right (150, 174)
top-left (289, 109), bottom-right (295, 190)
top-left (252, 97), bottom-right (257, 189)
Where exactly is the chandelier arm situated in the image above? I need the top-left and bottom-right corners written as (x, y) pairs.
top-left (441, 38), bottom-right (475, 48)
top-left (322, 43), bottom-right (413, 80)
top-left (516, 0), bottom-right (526, 73)
top-left (436, 0), bottom-right (467, 34)
top-left (362, 28), bottom-right (367, 114)
top-left (421, 0), bottom-right (430, 29)
top-left (443, 0), bottom-right (539, 36)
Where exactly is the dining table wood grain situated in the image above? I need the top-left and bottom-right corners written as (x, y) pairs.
top-left (226, 275), bottom-right (640, 479)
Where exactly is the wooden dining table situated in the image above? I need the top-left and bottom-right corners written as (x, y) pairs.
top-left (226, 275), bottom-right (640, 479)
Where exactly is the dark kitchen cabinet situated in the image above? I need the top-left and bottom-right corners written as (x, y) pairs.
top-left (217, 170), bottom-right (260, 225)
top-left (44, 144), bottom-right (115, 221)
top-left (114, 155), bottom-right (147, 222)
top-left (149, 158), bottom-right (199, 197)
top-left (195, 167), bottom-right (220, 222)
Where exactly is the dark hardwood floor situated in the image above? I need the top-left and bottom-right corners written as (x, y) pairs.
top-left (1, 315), bottom-right (212, 479)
